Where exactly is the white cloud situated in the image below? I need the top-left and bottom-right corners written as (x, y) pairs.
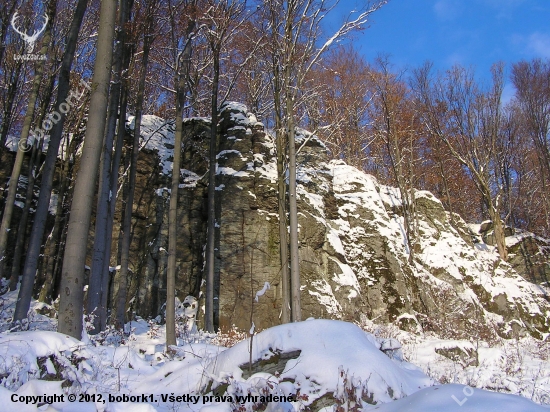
top-left (433, 0), bottom-right (463, 21)
top-left (527, 32), bottom-right (550, 58)
top-left (482, 0), bottom-right (525, 19)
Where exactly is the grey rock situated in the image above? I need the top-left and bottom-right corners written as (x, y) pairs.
top-left (85, 104), bottom-right (550, 339)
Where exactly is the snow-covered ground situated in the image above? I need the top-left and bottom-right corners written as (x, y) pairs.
top-left (0, 286), bottom-right (548, 411)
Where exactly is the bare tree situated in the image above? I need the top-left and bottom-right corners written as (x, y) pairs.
top-left (0, 0), bottom-right (56, 281)
top-left (511, 59), bottom-right (550, 234)
top-left (413, 63), bottom-right (509, 261)
top-left (368, 57), bottom-right (419, 259)
top-left (263, 0), bottom-right (386, 322)
top-left (14, 0), bottom-right (90, 322)
top-left (305, 46), bottom-right (371, 169)
top-left (0, 53), bottom-right (25, 153)
top-left (87, 0), bottom-right (132, 333)
top-left (57, 0), bottom-right (117, 338)
top-left (165, 0), bottom-right (197, 347)
top-left (203, 0), bottom-right (247, 332)
top-left (114, 0), bottom-right (157, 329)
top-left (9, 72), bottom-right (57, 291)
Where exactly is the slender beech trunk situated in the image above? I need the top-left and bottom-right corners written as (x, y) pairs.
top-left (0, 3), bottom-right (18, 163)
top-left (88, 0), bottom-right (131, 334)
top-left (38, 159), bottom-right (68, 302)
top-left (273, 61), bottom-right (290, 324)
top-left (205, 48), bottom-right (220, 333)
top-left (0, 0), bottom-right (55, 281)
top-left (40, 135), bottom-right (82, 302)
top-left (14, 0), bottom-right (89, 323)
top-left (9, 135), bottom-right (42, 290)
top-left (57, 0), bottom-right (117, 339)
top-left (166, 25), bottom-right (194, 346)
top-left (166, 76), bottom-right (184, 345)
top-left (115, 30), bottom-right (152, 328)
top-left (286, 100), bottom-right (301, 322)
top-left (10, 69), bottom-right (57, 290)
top-left (284, 13), bottom-right (301, 322)
top-left (100, 57), bottom-right (130, 330)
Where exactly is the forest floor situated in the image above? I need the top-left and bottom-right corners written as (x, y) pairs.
top-left (0, 285), bottom-right (549, 411)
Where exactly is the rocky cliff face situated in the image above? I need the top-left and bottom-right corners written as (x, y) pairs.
top-left (119, 102), bottom-right (549, 340)
top-left (2, 103), bottom-right (548, 339)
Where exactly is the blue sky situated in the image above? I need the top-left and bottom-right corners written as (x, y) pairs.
top-left (331, 0), bottom-right (550, 99)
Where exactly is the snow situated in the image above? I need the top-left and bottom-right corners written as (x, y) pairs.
top-left (506, 230), bottom-right (550, 248)
top-left (220, 101), bottom-right (248, 114)
top-left (327, 228), bottom-right (346, 256)
top-left (216, 166), bottom-right (250, 177)
top-left (0, 285), bottom-right (548, 411)
top-left (254, 282), bottom-right (270, 302)
top-left (331, 257), bottom-right (361, 296)
top-left (362, 384), bottom-right (548, 411)
top-left (4, 135), bottom-right (20, 152)
top-left (206, 319), bottom-right (433, 406)
top-left (127, 115), bottom-right (176, 176)
top-left (48, 192), bottom-right (58, 215)
top-left (256, 157), bottom-right (278, 183)
top-left (308, 279), bottom-right (342, 315)
top-left (217, 150), bottom-right (246, 161)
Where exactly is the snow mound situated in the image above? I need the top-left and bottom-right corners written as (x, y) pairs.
top-left (206, 319), bottom-right (433, 406)
top-left (363, 383), bottom-right (549, 411)
top-left (0, 331), bottom-right (80, 376)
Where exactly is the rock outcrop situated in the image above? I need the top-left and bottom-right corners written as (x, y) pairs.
top-left (1, 103), bottom-right (548, 339)
top-left (120, 102), bottom-right (549, 339)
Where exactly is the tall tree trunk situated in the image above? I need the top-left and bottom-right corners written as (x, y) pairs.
top-left (166, 73), bottom-right (184, 346)
top-left (99, 52), bottom-right (130, 330)
top-left (115, 29), bottom-right (152, 328)
top-left (286, 102), bottom-right (301, 322)
top-left (41, 129), bottom-right (83, 302)
top-left (37, 157), bottom-right (68, 302)
top-left (0, 0), bottom-right (55, 281)
top-left (488, 197), bottom-right (508, 261)
top-left (284, 9), bottom-right (301, 322)
top-left (98, 43), bottom-right (132, 330)
top-left (166, 7), bottom-right (195, 346)
top-left (273, 61), bottom-right (290, 324)
top-left (205, 48), bottom-right (220, 333)
top-left (10, 68), bottom-right (57, 290)
top-left (165, 117), bottom-right (181, 342)
top-left (57, 0), bottom-right (117, 339)
top-left (88, 0), bottom-right (131, 334)
top-left (14, 0), bottom-right (89, 323)
top-left (9, 132), bottom-right (42, 290)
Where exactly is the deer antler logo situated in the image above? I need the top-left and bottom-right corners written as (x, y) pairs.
top-left (11, 12), bottom-right (49, 54)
